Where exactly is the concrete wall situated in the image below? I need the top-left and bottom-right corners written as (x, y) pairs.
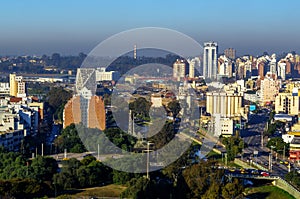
top-left (273, 177), bottom-right (300, 199)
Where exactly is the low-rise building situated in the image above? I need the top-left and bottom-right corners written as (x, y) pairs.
top-left (289, 137), bottom-right (300, 162)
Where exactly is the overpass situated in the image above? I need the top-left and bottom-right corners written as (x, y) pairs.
top-left (225, 171), bottom-right (300, 198)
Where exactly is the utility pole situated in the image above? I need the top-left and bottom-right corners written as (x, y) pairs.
top-left (64, 149), bottom-right (67, 159)
top-left (261, 130), bottom-right (264, 148)
top-left (97, 144), bottom-right (100, 161)
top-left (146, 142), bottom-right (152, 179)
top-left (269, 153), bottom-right (272, 171)
top-left (41, 143), bottom-right (44, 157)
top-left (283, 145), bottom-right (286, 160)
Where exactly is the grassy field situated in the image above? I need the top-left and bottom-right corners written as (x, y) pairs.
top-left (56, 184), bottom-right (127, 199)
top-left (244, 185), bottom-right (295, 199)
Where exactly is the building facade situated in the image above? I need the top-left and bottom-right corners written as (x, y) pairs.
top-left (173, 59), bottom-right (188, 80)
top-left (224, 48), bottom-right (236, 60)
top-left (275, 91), bottom-right (299, 115)
top-left (203, 42), bottom-right (218, 80)
top-left (206, 92), bottom-right (243, 117)
top-left (260, 72), bottom-right (280, 105)
top-left (63, 94), bottom-right (106, 130)
top-left (9, 74), bottom-right (26, 97)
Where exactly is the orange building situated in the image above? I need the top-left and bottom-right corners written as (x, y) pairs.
top-left (63, 95), bottom-right (106, 130)
top-left (258, 61), bottom-right (265, 78)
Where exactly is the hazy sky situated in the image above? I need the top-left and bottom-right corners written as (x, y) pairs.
top-left (0, 0), bottom-right (300, 56)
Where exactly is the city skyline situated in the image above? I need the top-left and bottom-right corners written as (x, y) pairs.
top-left (0, 0), bottom-right (300, 56)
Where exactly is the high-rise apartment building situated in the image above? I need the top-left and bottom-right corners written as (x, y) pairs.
top-left (203, 42), bottom-right (218, 80)
top-left (173, 59), bottom-right (188, 80)
top-left (224, 48), bottom-right (236, 60)
top-left (260, 72), bottom-right (280, 105)
top-left (270, 54), bottom-right (277, 74)
top-left (275, 91), bottom-right (299, 116)
top-left (218, 55), bottom-right (233, 78)
top-left (187, 59), bottom-right (195, 78)
top-left (278, 62), bottom-right (286, 80)
top-left (9, 74), bottom-right (26, 97)
top-left (63, 91), bottom-right (106, 130)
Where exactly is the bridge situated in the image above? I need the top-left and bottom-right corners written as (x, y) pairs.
top-left (224, 171), bottom-right (300, 198)
top-left (225, 173), bottom-right (279, 180)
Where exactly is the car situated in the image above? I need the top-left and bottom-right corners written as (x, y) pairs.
top-left (261, 172), bottom-right (270, 177)
top-left (284, 161), bottom-right (289, 165)
top-left (241, 170), bottom-right (248, 174)
top-left (229, 168), bottom-right (235, 172)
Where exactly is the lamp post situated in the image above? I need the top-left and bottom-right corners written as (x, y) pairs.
top-left (146, 142), bottom-right (153, 179)
top-left (269, 146), bottom-right (275, 172)
top-left (283, 145), bottom-right (286, 160)
top-left (142, 142), bottom-right (153, 180)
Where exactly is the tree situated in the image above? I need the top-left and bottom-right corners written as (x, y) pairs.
top-left (129, 97), bottom-right (151, 120)
top-left (167, 100), bottom-right (181, 118)
top-left (267, 137), bottom-right (289, 155)
top-left (285, 171), bottom-right (300, 189)
top-left (46, 87), bottom-right (72, 121)
top-left (29, 156), bottom-right (58, 182)
top-left (221, 178), bottom-right (243, 199)
top-left (53, 124), bottom-right (86, 153)
top-left (112, 170), bottom-right (138, 185)
top-left (202, 182), bottom-right (221, 199)
top-left (222, 137), bottom-right (244, 161)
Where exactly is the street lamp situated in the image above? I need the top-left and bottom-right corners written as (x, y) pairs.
top-left (146, 141), bottom-right (154, 179)
top-left (142, 141), bottom-right (154, 180)
top-left (269, 146), bottom-right (275, 172)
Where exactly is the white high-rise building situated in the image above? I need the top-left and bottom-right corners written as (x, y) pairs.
top-left (278, 62), bottom-right (286, 80)
top-left (270, 54), bottom-right (277, 74)
top-left (173, 59), bottom-right (187, 80)
top-left (187, 59), bottom-right (195, 78)
top-left (203, 42), bottom-right (218, 80)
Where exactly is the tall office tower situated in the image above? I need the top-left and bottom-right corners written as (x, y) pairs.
top-left (224, 48), bottom-right (236, 60)
top-left (278, 62), bottom-right (286, 80)
top-left (173, 59), bottom-right (188, 80)
top-left (203, 42), bottom-right (218, 80)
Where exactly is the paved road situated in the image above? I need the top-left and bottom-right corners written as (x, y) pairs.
top-left (240, 108), bottom-right (289, 177)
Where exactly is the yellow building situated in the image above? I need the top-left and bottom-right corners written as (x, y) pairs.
top-left (206, 92), bottom-right (243, 118)
top-left (286, 82), bottom-right (300, 93)
top-left (9, 74), bottom-right (26, 97)
top-left (9, 74), bottom-right (18, 97)
top-left (275, 92), bottom-right (299, 115)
